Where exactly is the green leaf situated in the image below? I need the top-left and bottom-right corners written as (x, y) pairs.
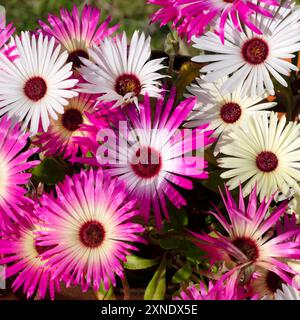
top-left (144, 255), bottom-right (167, 300)
top-left (32, 157), bottom-right (66, 185)
top-left (172, 263), bottom-right (192, 284)
top-left (201, 169), bottom-right (224, 194)
top-left (124, 255), bottom-right (159, 270)
top-left (96, 283), bottom-right (115, 300)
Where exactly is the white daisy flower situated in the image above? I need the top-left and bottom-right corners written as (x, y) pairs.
top-left (78, 31), bottom-right (166, 108)
top-left (192, 3), bottom-right (300, 97)
top-left (184, 77), bottom-right (276, 154)
top-left (0, 32), bottom-right (78, 135)
top-left (218, 112), bottom-right (300, 201)
top-left (274, 284), bottom-right (300, 300)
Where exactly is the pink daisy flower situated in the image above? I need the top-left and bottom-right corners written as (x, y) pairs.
top-left (74, 90), bottom-right (215, 228)
top-left (0, 214), bottom-right (60, 299)
top-left (191, 186), bottom-right (300, 286)
top-left (175, 270), bottom-right (241, 300)
top-left (38, 5), bottom-right (119, 69)
top-left (0, 116), bottom-right (39, 232)
top-left (35, 169), bottom-right (145, 292)
top-left (148, 0), bottom-right (279, 43)
top-left (34, 93), bottom-right (97, 159)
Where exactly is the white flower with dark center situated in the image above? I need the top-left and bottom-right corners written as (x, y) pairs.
top-left (78, 31), bottom-right (166, 108)
top-left (184, 77), bottom-right (276, 153)
top-left (219, 112), bottom-right (300, 201)
top-left (192, 3), bottom-right (300, 97)
top-left (0, 32), bottom-right (78, 134)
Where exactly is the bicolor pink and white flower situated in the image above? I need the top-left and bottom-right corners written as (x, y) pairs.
top-left (0, 215), bottom-right (60, 299)
top-left (0, 32), bottom-right (78, 135)
top-left (34, 93), bottom-right (97, 158)
top-left (0, 116), bottom-right (39, 232)
top-left (35, 169), bottom-right (145, 291)
top-left (192, 3), bottom-right (300, 97)
top-left (78, 31), bottom-right (166, 108)
top-left (191, 185), bottom-right (300, 286)
top-left (74, 91), bottom-right (215, 228)
top-left (38, 5), bottom-right (118, 70)
top-left (148, 0), bottom-right (279, 43)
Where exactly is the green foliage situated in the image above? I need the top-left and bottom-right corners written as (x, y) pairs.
top-left (144, 255), bottom-right (167, 300)
top-left (97, 283), bottom-right (115, 300)
top-left (172, 263), bottom-right (192, 284)
top-left (124, 255), bottom-right (159, 270)
top-left (32, 157), bottom-right (66, 185)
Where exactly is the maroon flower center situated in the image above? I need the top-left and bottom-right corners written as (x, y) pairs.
top-left (220, 102), bottom-right (242, 123)
top-left (242, 38), bottom-right (269, 65)
top-left (115, 74), bottom-right (141, 97)
top-left (24, 77), bottom-right (47, 101)
top-left (35, 241), bottom-right (55, 256)
top-left (256, 151), bottom-right (278, 173)
top-left (67, 49), bottom-right (89, 69)
top-left (223, 0), bottom-right (235, 3)
top-left (266, 271), bottom-right (284, 293)
top-left (79, 221), bottom-right (106, 248)
top-left (131, 147), bottom-right (162, 179)
top-left (232, 237), bottom-right (259, 261)
top-left (62, 108), bottom-right (83, 132)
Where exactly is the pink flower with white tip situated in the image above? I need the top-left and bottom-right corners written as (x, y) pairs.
top-left (191, 185), bottom-right (300, 286)
top-left (38, 5), bottom-right (119, 70)
top-left (148, 0), bottom-right (279, 43)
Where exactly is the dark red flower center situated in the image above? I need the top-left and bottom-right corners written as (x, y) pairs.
top-left (115, 74), bottom-right (141, 97)
top-left (131, 147), bottom-right (162, 179)
top-left (24, 77), bottom-right (47, 101)
top-left (35, 241), bottom-right (55, 256)
top-left (266, 271), bottom-right (284, 293)
top-left (62, 108), bottom-right (83, 132)
top-left (256, 151), bottom-right (278, 172)
top-left (233, 237), bottom-right (259, 261)
top-left (220, 102), bottom-right (242, 123)
top-left (79, 221), bottom-right (106, 248)
top-left (242, 38), bottom-right (269, 65)
top-left (223, 0), bottom-right (235, 3)
top-left (67, 49), bottom-right (89, 69)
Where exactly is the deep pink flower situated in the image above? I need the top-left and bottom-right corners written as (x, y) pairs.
top-left (35, 169), bottom-right (145, 292)
top-left (0, 12), bottom-right (16, 61)
top-left (148, 0), bottom-right (280, 43)
top-left (74, 90), bottom-right (215, 229)
top-left (0, 116), bottom-right (39, 232)
top-left (38, 5), bottom-right (119, 69)
top-left (0, 214), bottom-right (60, 299)
top-left (191, 186), bottom-right (300, 286)
top-left (175, 270), bottom-right (242, 300)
